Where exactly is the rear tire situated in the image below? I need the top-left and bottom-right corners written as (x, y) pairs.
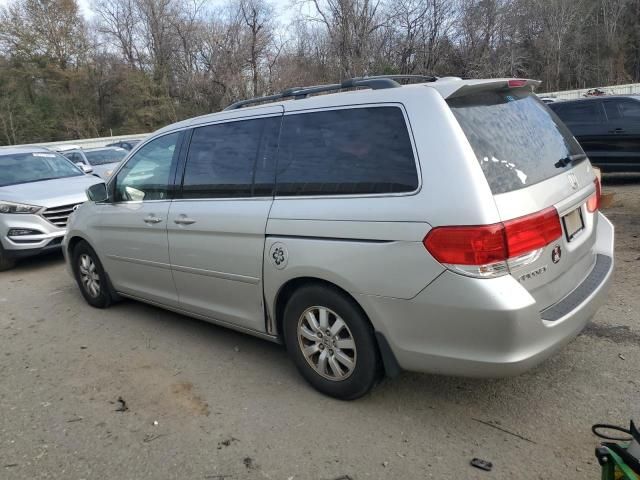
top-left (71, 241), bottom-right (114, 308)
top-left (283, 284), bottom-right (381, 400)
top-left (0, 246), bottom-right (15, 272)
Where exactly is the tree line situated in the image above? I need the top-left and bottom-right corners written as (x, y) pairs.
top-left (0, 0), bottom-right (639, 145)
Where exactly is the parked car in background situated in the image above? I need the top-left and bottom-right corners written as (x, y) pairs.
top-left (549, 95), bottom-right (640, 172)
top-left (106, 139), bottom-right (141, 151)
top-left (65, 76), bottom-right (613, 399)
top-left (63, 147), bottom-right (128, 179)
top-left (0, 147), bottom-right (102, 270)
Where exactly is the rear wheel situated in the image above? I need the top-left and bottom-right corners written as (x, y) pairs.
top-left (283, 285), bottom-right (381, 400)
top-left (71, 241), bottom-right (114, 308)
top-left (0, 246), bottom-right (15, 272)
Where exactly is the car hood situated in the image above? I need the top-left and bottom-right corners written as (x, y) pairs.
top-left (0, 175), bottom-right (104, 209)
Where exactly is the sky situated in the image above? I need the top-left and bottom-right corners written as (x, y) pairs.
top-left (0, 0), bottom-right (297, 22)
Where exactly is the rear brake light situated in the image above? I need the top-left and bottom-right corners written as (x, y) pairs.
top-left (503, 207), bottom-right (562, 257)
top-left (423, 207), bottom-right (562, 277)
top-left (508, 79), bottom-right (527, 88)
top-left (587, 178), bottom-right (601, 212)
top-left (423, 224), bottom-right (506, 266)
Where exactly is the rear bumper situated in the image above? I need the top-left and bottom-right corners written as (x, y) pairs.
top-left (358, 212), bottom-right (615, 377)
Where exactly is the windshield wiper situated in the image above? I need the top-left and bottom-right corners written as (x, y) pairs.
top-left (555, 153), bottom-right (587, 168)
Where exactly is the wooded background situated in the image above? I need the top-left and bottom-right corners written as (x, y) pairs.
top-left (1, 0), bottom-right (639, 145)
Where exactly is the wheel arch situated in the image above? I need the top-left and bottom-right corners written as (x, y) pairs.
top-left (66, 234), bottom-right (100, 260)
top-left (272, 276), bottom-right (401, 377)
top-left (66, 234), bottom-right (121, 302)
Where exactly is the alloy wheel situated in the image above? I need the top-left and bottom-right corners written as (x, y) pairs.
top-left (297, 306), bottom-right (357, 381)
top-left (79, 253), bottom-right (101, 298)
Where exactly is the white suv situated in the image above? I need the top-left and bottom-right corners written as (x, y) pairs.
top-left (0, 146), bottom-right (102, 270)
top-left (64, 76), bottom-right (614, 399)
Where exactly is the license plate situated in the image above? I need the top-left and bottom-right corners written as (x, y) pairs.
top-left (562, 208), bottom-right (584, 241)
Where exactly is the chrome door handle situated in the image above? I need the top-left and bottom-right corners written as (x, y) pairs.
top-left (143, 215), bottom-right (163, 224)
top-left (174, 216), bottom-right (196, 225)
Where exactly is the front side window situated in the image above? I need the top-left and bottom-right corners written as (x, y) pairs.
top-left (0, 152), bottom-right (82, 187)
top-left (65, 151), bottom-right (87, 165)
top-left (618, 99), bottom-right (640, 120)
top-left (275, 107), bottom-right (418, 196)
top-left (114, 132), bottom-right (181, 202)
top-left (181, 116), bottom-right (280, 198)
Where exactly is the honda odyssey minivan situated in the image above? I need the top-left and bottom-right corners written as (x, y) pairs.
top-left (64, 76), bottom-right (614, 399)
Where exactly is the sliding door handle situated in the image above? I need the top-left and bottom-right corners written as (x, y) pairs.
top-left (143, 215), bottom-right (163, 224)
top-left (174, 215), bottom-right (196, 225)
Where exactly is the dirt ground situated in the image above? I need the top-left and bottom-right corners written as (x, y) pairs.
top-left (1, 175), bottom-right (639, 480)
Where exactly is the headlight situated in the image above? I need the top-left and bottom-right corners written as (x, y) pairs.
top-left (0, 201), bottom-right (42, 214)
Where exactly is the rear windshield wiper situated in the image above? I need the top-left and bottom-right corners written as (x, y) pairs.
top-left (555, 153), bottom-right (587, 168)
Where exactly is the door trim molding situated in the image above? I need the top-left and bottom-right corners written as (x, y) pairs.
top-left (171, 264), bottom-right (259, 284)
top-left (106, 254), bottom-right (172, 270)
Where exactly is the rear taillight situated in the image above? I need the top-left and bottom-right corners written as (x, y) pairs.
top-left (503, 207), bottom-right (562, 257)
top-left (423, 207), bottom-right (562, 278)
top-left (423, 224), bottom-right (506, 266)
top-left (586, 178), bottom-right (601, 213)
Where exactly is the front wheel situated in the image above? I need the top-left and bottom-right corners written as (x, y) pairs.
top-left (283, 285), bottom-right (381, 400)
top-left (71, 241), bottom-right (114, 308)
top-left (0, 246), bottom-right (16, 271)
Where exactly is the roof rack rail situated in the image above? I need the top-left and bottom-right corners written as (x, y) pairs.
top-left (224, 74), bottom-right (438, 110)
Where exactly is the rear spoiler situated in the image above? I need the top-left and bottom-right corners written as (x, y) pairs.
top-left (432, 78), bottom-right (542, 100)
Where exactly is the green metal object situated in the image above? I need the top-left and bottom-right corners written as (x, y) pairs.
top-left (598, 445), bottom-right (639, 480)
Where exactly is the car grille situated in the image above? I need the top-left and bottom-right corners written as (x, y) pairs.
top-left (41, 203), bottom-right (82, 228)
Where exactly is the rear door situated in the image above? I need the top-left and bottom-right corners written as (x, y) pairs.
top-left (602, 98), bottom-right (640, 170)
top-left (167, 111), bottom-right (282, 332)
top-left (550, 100), bottom-right (610, 166)
top-left (448, 89), bottom-right (599, 310)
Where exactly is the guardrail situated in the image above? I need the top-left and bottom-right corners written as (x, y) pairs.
top-left (539, 83), bottom-right (640, 100)
top-left (0, 133), bottom-right (149, 150)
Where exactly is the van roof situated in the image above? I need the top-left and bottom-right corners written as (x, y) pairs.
top-left (153, 76), bottom-right (540, 136)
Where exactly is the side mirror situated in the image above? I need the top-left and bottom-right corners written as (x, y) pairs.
top-left (86, 182), bottom-right (108, 203)
top-left (77, 163), bottom-right (93, 174)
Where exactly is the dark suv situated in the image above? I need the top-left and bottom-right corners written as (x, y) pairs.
top-left (549, 95), bottom-right (640, 172)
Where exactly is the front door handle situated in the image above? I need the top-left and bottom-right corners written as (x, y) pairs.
top-left (143, 215), bottom-right (163, 224)
top-left (174, 215), bottom-right (196, 225)
top-left (608, 128), bottom-right (625, 134)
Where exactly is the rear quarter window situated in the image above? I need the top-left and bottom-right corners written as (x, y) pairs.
top-left (275, 106), bottom-right (418, 196)
top-left (551, 101), bottom-right (605, 124)
top-left (448, 90), bottom-right (584, 195)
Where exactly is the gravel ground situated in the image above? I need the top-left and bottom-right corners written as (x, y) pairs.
top-left (1, 175), bottom-right (639, 480)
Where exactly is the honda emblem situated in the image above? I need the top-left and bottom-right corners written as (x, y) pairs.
top-left (567, 173), bottom-right (579, 190)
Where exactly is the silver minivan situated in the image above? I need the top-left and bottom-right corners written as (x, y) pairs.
top-left (64, 76), bottom-right (614, 399)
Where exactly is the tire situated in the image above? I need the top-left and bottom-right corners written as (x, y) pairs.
top-left (283, 284), bottom-right (381, 400)
top-left (0, 246), bottom-right (15, 271)
top-left (71, 241), bottom-right (114, 308)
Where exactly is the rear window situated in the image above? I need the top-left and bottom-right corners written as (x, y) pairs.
top-left (448, 90), bottom-right (584, 195)
top-left (275, 107), bottom-right (418, 196)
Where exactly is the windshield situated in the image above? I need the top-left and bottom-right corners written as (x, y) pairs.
top-left (84, 149), bottom-right (126, 166)
top-left (448, 89), bottom-right (584, 194)
top-left (0, 152), bottom-right (83, 187)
